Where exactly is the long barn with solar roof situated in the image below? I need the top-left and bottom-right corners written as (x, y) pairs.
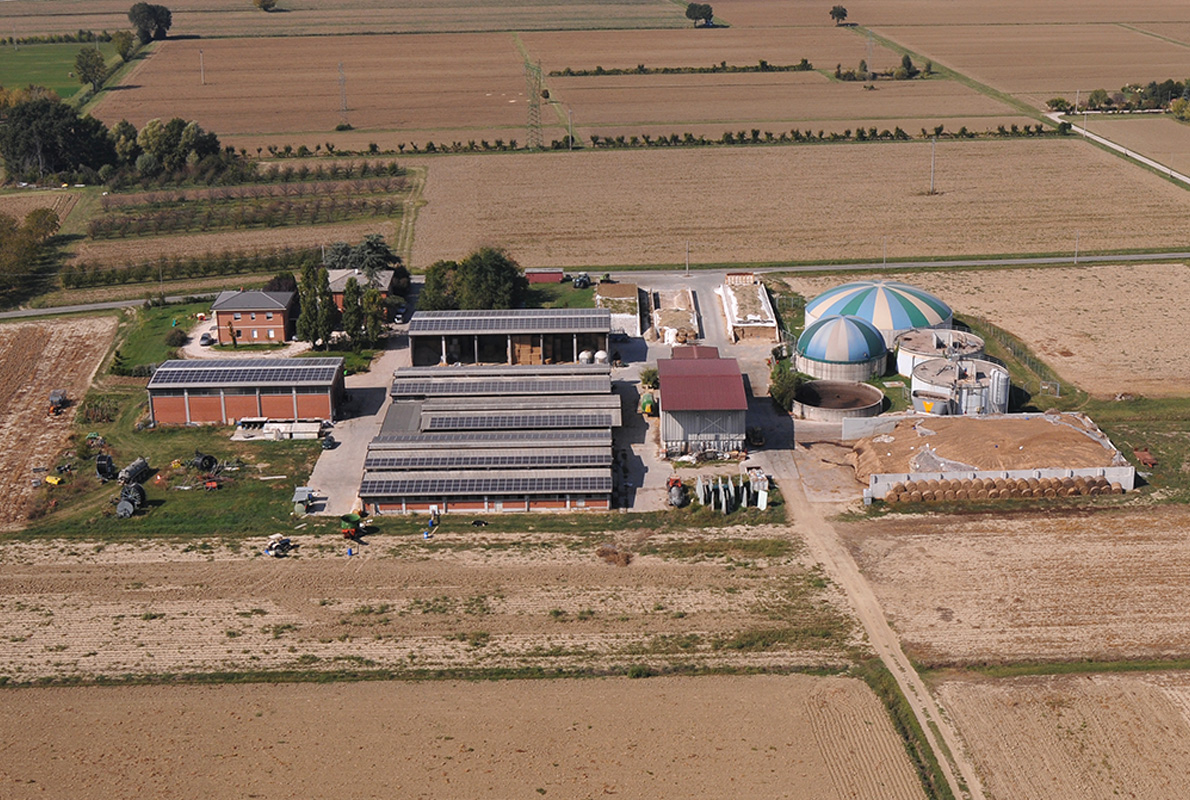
top-left (803, 280), bottom-right (952, 347)
top-left (146, 358), bottom-right (345, 425)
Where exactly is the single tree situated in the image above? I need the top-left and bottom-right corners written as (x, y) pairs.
top-left (295, 262), bottom-right (319, 344)
top-left (340, 277), bottom-right (364, 342)
top-left (254, 0), bottom-right (278, 9)
top-left (262, 271), bottom-right (297, 293)
top-left (75, 48), bottom-right (108, 94)
top-left (1087, 88), bottom-right (1110, 109)
top-left (900, 53), bottom-right (916, 77)
top-left (128, 3), bottom-right (172, 44)
top-left (685, 3), bottom-right (713, 27)
top-left (829, 5), bottom-right (847, 25)
top-left (314, 266), bottom-right (339, 347)
top-left (111, 30), bottom-right (136, 62)
top-left (362, 287), bottom-right (385, 345)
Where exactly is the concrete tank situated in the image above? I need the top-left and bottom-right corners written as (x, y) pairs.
top-left (911, 357), bottom-right (1010, 415)
top-left (895, 328), bottom-right (985, 376)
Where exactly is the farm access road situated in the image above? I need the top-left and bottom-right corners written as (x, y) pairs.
top-left (1046, 111), bottom-right (1190, 185)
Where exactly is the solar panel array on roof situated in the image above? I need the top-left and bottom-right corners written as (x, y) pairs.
top-left (424, 412), bottom-right (614, 431)
top-left (391, 376), bottom-right (610, 398)
top-left (421, 395), bottom-right (621, 414)
top-left (409, 308), bottom-right (611, 336)
top-left (369, 429), bottom-right (612, 449)
top-left (147, 358), bottom-right (344, 389)
top-left (364, 449), bottom-right (611, 471)
top-left (360, 472), bottom-right (612, 497)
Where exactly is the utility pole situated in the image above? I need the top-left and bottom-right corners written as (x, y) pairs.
top-left (929, 136), bottom-right (936, 194)
top-left (685, 241), bottom-right (690, 277)
top-left (883, 236), bottom-right (887, 265)
top-left (568, 107), bottom-right (574, 151)
top-left (339, 62), bottom-right (348, 125)
top-left (1074, 231), bottom-right (1080, 265)
top-left (199, 49), bottom-right (205, 85)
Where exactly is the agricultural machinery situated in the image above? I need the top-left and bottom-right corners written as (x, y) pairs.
top-left (48, 389), bottom-right (68, 416)
top-left (340, 513), bottom-right (363, 539)
top-left (666, 476), bottom-right (686, 508)
top-left (118, 456), bottom-right (150, 485)
top-left (114, 482), bottom-right (147, 518)
top-left (191, 451), bottom-right (218, 472)
top-left (265, 533), bottom-right (296, 557)
top-left (95, 454), bottom-right (116, 481)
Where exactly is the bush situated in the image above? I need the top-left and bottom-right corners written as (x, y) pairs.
top-left (768, 359), bottom-right (803, 412)
top-left (164, 327), bottom-right (188, 347)
top-left (639, 366), bottom-right (659, 389)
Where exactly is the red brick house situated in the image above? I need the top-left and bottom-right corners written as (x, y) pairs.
top-left (211, 290), bottom-right (297, 345)
top-left (327, 269), bottom-right (398, 315)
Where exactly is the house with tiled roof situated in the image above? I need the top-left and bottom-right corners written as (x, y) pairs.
top-left (211, 290), bottom-right (297, 345)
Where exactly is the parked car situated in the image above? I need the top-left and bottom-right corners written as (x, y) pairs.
top-left (199, 333), bottom-right (214, 346)
top-left (321, 434), bottom-right (337, 450)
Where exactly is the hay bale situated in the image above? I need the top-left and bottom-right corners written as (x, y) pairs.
top-left (909, 491), bottom-right (923, 503)
top-left (1111, 482), bottom-right (1123, 494)
top-left (943, 489), bottom-right (956, 501)
top-left (892, 482), bottom-right (906, 494)
top-left (1044, 488), bottom-right (1057, 498)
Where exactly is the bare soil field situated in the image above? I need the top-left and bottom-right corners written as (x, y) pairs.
top-left (937, 672), bottom-right (1190, 800)
top-left (94, 35), bottom-right (528, 141)
top-left (72, 218), bottom-right (396, 266)
top-left (0, 526), bottom-right (860, 682)
top-left (1080, 114), bottom-right (1190, 174)
top-left (412, 140), bottom-right (1190, 270)
top-left (782, 263), bottom-right (1190, 397)
top-left (550, 71), bottom-right (1018, 132)
top-left (0, 0), bottom-right (685, 38)
top-left (838, 505), bottom-right (1190, 665)
top-left (0, 674), bottom-right (925, 800)
top-left (0, 318), bottom-right (117, 530)
top-left (877, 23), bottom-right (1190, 100)
top-left (0, 191), bottom-right (77, 224)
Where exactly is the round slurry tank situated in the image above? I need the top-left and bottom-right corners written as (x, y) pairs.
top-left (804, 280), bottom-right (953, 347)
top-left (791, 380), bottom-right (884, 421)
top-left (895, 328), bottom-right (985, 376)
top-left (911, 357), bottom-right (1010, 415)
top-left (795, 315), bottom-right (888, 381)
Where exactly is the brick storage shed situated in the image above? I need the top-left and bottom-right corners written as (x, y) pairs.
top-left (409, 308), bottom-right (611, 367)
top-left (658, 348), bottom-right (748, 455)
top-left (147, 358), bottom-right (345, 425)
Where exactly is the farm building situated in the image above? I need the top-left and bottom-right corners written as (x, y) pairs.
top-left (657, 347), bottom-right (748, 455)
top-left (795, 315), bottom-right (888, 381)
top-left (360, 364), bottom-right (618, 514)
top-left (327, 268), bottom-right (400, 316)
top-left (211, 290), bottom-right (297, 345)
top-left (911, 357), bottom-right (1009, 416)
top-left (595, 282), bottom-right (643, 338)
top-left (525, 267), bottom-right (564, 283)
top-left (408, 308), bottom-right (611, 367)
top-left (804, 280), bottom-right (952, 348)
top-left (146, 358), bottom-right (345, 425)
top-left (719, 274), bottom-right (779, 343)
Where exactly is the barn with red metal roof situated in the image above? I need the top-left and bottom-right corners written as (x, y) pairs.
top-left (657, 347), bottom-right (748, 455)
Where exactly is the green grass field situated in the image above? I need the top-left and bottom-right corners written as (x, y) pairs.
top-left (0, 41), bottom-right (120, 100)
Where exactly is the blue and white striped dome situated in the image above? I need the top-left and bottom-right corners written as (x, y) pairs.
top-left (804, 281), bottom-right (952, 340)
top-left (796, 315), bottom-right (886, 364)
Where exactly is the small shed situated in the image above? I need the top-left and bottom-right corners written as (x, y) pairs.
top-left (657, 352), bottom-right (748, 455)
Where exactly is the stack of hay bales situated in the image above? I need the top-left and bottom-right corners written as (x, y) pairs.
top-left (883, 475), bottom-right (1123, 504)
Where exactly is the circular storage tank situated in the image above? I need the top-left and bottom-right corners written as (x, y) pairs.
top-left (795, 315), bottom-right (887, 381)
top-left (911, 357), bottom-right (1010, 415)
top-left (791, 380), bottom-right (884, 421)
top-left (895, 328), bottom-right (985, 376)
top-left (804, 280), bottom-right (953, 347)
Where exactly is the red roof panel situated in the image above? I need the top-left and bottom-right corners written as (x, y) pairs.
top-left (657, 357), bottom-right (748, 411)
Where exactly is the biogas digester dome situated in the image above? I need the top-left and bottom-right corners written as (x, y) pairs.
top-left (795, 315), bottom-right (887, 381)
top-left (804, 281), bottom-right (952, 347)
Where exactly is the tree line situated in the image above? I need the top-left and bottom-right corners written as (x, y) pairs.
top-left (0, 208), bottom-right (60, 300)
top-left (552, 59), bottom-right (812, 77)
top-left (1049, 78), bottom-right (1190, 113)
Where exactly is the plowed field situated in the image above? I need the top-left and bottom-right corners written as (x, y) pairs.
top-left (840, 506), bottom-right (1190, 666)
top-left (413, 140), bottom-right (1190, 269)
top-left (0, 318), bottom-right (117, 530)
top-left (938, 672), bottom-right (1190, 800)
top-left (0, 191), bottom-right (77, 225)
top-left (782, 262), bottom-right (1190, 397)
top-left (0, 674), bottom-right (926, 800)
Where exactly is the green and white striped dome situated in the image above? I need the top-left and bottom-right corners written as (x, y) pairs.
top-left (804, 281), bottom-right (952, 346)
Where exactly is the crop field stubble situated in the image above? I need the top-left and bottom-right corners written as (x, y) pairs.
top-left (411, 140), bottom-right (1190, 269)
top-left (0, 0), bottom-right (688, 39)
top-left (936, 672), bottom-right (1190, 800)
top-left (782, 263), bottom-right (1190, 398)
top-left (0, 674), bottom-right (926, 800)
top-left (1077, 114), bottom-right (1190, 176)
top-left (838, 506), bottom-right (1190, 666)
top-left (0, 318), bottom-right (118, 530)
top-left (0, 191), bottom-right (78, 225)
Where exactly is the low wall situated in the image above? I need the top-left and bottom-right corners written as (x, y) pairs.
top-left (864, 465), bottom-right (1136, 502)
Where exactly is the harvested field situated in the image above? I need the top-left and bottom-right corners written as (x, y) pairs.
top-left (72, 219), bottom-right (396, 266)
top-left (95, 35), bottom-right (528, 142)
top-left (938, 672), bottom-right (1190, 800)
top-left (782, 263), bottom-right (1190, 397)
top-left (412, 140), bottom-right (1190, 269)
top-left (0, 318), bottom-right (117, 530)
top-left (0, 191), bottom-right (78, 225)
top-left (0, 674), bottom-right (926, 800)
top-left (0, 526), bottom-right (860, 681)
top-left (878, 23), bottom-right (1190, 100)
top-left (0, 0), bottom-right (686, 38)
top-left (840, 505), bottom-right (1190, 665)
top-left (1079, 114), bottom-right (1190, 174)
top-left (549, 71), bottom-right (1018, 133)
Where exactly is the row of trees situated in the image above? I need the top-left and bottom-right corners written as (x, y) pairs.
top-left (0, 209), bottom-right (60, 300)
top-left (1050, 79), bottom-right (1190, 113)
top-left (294, 235), bottom-right (407, 349)
top-left (552, 59), bottom-right (812, 77)
top-left (835, 54), bottom-right (931, 82)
